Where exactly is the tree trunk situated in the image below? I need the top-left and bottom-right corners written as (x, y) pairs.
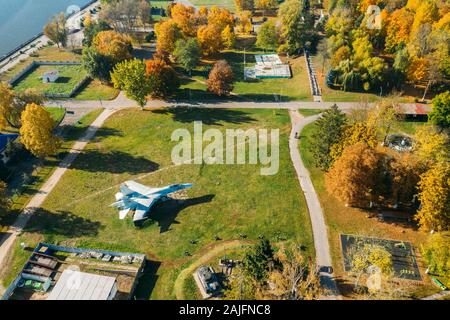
top-left (421, 80), bottom-right (431, 102)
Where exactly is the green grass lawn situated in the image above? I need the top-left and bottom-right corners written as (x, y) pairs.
top-left (298, 116), bottom-right (436, 298)
top-left (178, 47), bottom-right (312, 102)
top-left (0, 109), bottom-right (103, 234)
top-left (44, 107), bottom-right (65, 124)
top-left (13, 65), bottom-right (88, 96)
top-left (1, 108), bottom-right (314, 299)
top-left (191, 0), bottom-right (235, 10)
top-left (1, 46), bottom-right (118, 101)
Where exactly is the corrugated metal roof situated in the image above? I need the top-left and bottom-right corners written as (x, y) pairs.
top-left (47, 270), bottom-right (116, 300)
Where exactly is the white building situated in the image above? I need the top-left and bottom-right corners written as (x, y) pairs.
top-left (42, 70), bottom-right (59, 83)
top-left (47, 270), bottom-right (118, 300)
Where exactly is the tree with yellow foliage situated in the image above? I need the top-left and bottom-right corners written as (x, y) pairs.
top-left (155, 19), bottom-right (182, 55)
top-left (255, 0), bottom-right (278, 17)
top-left (330, 122), bottom-right (378, 162)
top-left (413, 125), bottom-right (449, 165)
top-left (415, 162), bottom-right (450, 231)
top-left (221, 25), bottom-right (236, 49)
top-left (195, 6), bottom-right (209, 25)
top-left (207, 6), bottom-right (235, 31)
top-left (92, 30), bottom-right (133, 62)
top-left (349, 240), bottom-right (393, 291)
top-left (258, 244), bottom-right (320, 300)
top-left (197, 24), bottom-right (224, 55)
top-left (19, 103), bottom-right (60, 158)
top-left (170, 3), bottom-right (197, 37)
top-left (410, 1), bottom-right (439, 38)
top-left (236, 10), bottom-right (253, 34)
top-left (326, 142), bottom-right (385, 207)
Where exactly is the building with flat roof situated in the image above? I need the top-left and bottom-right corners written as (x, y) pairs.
top-left (47, 270), bottom-right (118, 300)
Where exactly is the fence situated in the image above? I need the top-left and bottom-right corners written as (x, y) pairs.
top-left (1, 242), bottom-right (146, 300)
top-left (8, 61), bottom-right (90, 99)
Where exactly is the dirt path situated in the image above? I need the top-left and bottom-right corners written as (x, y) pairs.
top-left (174, 240), bottom-right (248, 300)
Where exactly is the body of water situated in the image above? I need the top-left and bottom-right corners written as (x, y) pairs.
top-left (0, 0), bottom-right (91, 57)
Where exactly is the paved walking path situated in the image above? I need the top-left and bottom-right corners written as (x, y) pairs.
top-left (0, 108), bottom-right (118, 284)
top-left (421, 290), bottom-right (450, 300)
top-left (45, 92), bottom-right (429, 115)
top-left (288, 110), bottom-right (341, 299)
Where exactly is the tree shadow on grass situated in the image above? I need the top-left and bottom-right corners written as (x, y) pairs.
top-left (55, 150), bottom-right (159, 174)
top-left (24, 208), bottom-right (102, 237)
top-left (61, 126), bottom-right (123, 144)
top-left (151, 108), bottom-right (255, 126)
top-left (145, 194), bottom-right (215, 233)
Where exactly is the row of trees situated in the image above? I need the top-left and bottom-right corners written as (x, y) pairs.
top-left (224, 238), bottom-right (320, 300)
top-left (323, 0), bottom-right (449, 95)
top-left (309, 93), bottom-right (449, 231)
top-left (154, 4), bottom-right (236, 58)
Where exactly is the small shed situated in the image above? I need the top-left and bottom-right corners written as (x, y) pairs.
top-left (42, 70), bottom-right (59, 83)
top-left (47, 270), bottom-right (117, 300)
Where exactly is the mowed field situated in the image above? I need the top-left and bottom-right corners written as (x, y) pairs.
top-left (13, 65), bottom-right (87, 96)
top-left (2, 107), bottom-right (314, 299)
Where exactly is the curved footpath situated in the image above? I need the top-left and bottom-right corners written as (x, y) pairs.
top-left (288, 110), bottom-right (341, 300)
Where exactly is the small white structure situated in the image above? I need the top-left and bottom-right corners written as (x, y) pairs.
top-left (245, 54), bottom-right (291, 79)
top-left (47, 270), bottom-right (117, 300)
top-left (42, 70), bottom-right (59, 83)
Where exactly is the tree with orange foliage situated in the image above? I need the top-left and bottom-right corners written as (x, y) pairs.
top-left (197, 24), bottom-right (224, 55)
top-left (325, 142), bottom-right (385, 207)
top-left (155, 19), bottom-right (182, 54)
top-left (406, 57), bottom-right (428, 84)
top-left (384, 8), bottom-right (414, 53)
top-left (196, 6), bottom-right (209, 25)
top-left (170, 3), bottom-right (197, 37)
top-left (145, 59), bottom-right (180, 97)
top-left (92, 30), bottom-right (133, 62)
top-left (206, 60), bottom-right (235, 96)
top-left (207, 6), bottom-right (235, 31)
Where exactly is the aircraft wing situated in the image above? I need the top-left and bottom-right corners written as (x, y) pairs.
top-left (132, 196), bottom-right (158, 222)
top-left (119, 208), bottom-right (131, 220)
top-left (123, 180), bottom-right (158, 195)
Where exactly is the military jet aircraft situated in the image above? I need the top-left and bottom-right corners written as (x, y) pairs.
top-left (111, 180), bottom-right (193, 226)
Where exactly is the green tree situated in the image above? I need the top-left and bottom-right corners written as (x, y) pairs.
top-left (278, 0), bottom-right (313, 53)
top-left (429, 91), bottom-right (450, 130)
top-left (256, 20), bottom-right (279, 51)
top-left (43, 12), bottom-right (68, 49)
top-left (173, 38), bottom-right (201, 73)
top-left (111, 59), bottom-right (151, 109)
top-left (310, 105), bottom-right (348, 171)
top-left (0, 181), bottom-right (10, 218)
top-left (241, 237), bottom-right (274, 282)
top-left (223, 271), bottom-right (257, 300)
top-left (422, 232), bottom-right (450, 279)
top-left (81, 47), bottom-right (114, 83)
top-left (83, 20), bottom-right (111, 46)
